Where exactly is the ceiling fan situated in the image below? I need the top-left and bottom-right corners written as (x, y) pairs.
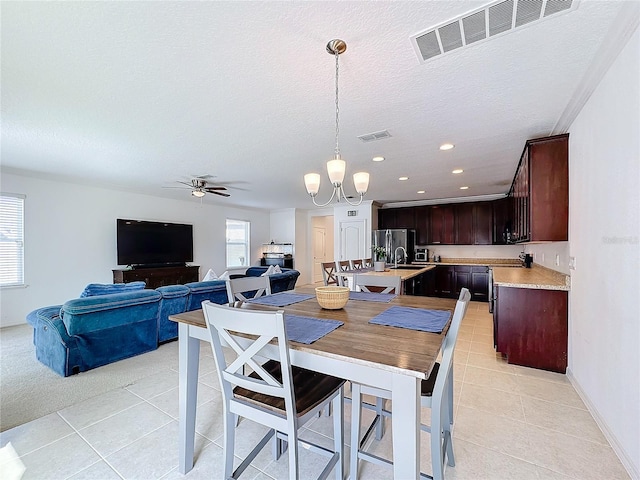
top-left (166, 175), bottom-right (230, 198)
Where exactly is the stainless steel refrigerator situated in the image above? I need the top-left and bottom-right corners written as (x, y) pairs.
top-left (372, 229), bottom-right (416, 264)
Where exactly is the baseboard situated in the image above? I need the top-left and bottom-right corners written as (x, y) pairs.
top-left (566, 368), bottom-right (639, 480)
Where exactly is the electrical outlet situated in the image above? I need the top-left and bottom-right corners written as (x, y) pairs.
top-left (541, 253), bottom-right (545, 262)
top-left (555, 254), bottom-right (560, 266)
top-left (533, 253), bottom-right (537, 260)
top-left (569, 256), bottom-right (576, 270)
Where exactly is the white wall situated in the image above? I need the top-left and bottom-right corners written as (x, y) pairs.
top-left (566, 27), bottom-right (639, 477)
top-left (0, 172), bottom-right (270, 327)
top-left (524, 242), bottom-right (570, 274)
top-left (332, 201), bottom-right (373, 261)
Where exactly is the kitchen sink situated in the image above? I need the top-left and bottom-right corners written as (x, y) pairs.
top-left (388, 265), bottom-right (425, 270)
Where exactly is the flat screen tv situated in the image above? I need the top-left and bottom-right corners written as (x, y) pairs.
top-left (117, 219), bottom-right (193, 267)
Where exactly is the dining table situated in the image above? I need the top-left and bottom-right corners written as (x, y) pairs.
top-left (169, 285), bottom-right (457, 479)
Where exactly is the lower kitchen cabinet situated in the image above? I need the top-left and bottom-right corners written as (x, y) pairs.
top-left (434, 265), bottom-right (455, 297)
top-left (493, 286), bottom-right (568, 373)
top-left (470, 266), bottom-right (489, 301)
top-left (421, 265), bottom-right (489, 301)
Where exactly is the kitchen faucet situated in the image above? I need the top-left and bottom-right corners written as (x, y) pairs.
top-left (394, 246), bottom-right (407, 269)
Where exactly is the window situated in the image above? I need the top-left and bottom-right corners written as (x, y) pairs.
top-left (0, 194), bottom-right (25, 287)
top-left (226, 219), bottom-right (250, 267)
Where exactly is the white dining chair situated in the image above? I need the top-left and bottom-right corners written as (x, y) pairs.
top-left (349, 288), bottom-right (471, 480)
top-left (321, 262), bottom-right (340, 286)
top-left (202, 301), bottom-right (346, 480)
top-left (349, 259), bottom-right (364, 270)
top-left (226, 275), bottom-right (271, 304)
top-left (353, 274), bottom-right (401, 294)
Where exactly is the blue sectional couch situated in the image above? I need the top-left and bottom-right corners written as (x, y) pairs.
top-left (27, 266), bottom-right (300, 377)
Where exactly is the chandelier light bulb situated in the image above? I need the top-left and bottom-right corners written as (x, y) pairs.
top-left (353, 172), bottom-right (370, 194)
top-left (304, 173), bottom-right (321, 196)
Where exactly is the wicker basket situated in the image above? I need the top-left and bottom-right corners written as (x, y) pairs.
top-left (315, 286), bottom-right (350, 310)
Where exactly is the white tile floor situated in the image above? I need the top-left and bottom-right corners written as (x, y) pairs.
top-left (0, 302), bottom-right (630, 479)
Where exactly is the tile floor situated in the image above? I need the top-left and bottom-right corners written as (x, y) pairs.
top-left (0, 302), bottom-right (630, 479)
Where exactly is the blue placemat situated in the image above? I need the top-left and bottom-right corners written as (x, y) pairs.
top-left (246, 292), bottom-right (314, 307)
top-left (349, 291), bottom-right (397, 303)
top-left (369, 306), bottom-right (451, 333)
top-left (285, 315), bottom-right (344, 344)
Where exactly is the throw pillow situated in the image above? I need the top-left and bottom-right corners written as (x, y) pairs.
top-left (273, 265), bottom-right (282, 273)
top-left (202, 269), bottom-right (218, 281)
top-left (261, 265), bottom-right (276, 276)
top-left (79, 281), bottom-right (146, 298)
top-left (218, 271), bottom-right (230, 280)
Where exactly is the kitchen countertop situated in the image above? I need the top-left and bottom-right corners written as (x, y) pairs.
top-left (412, 258), bottom-right (523, 267)
top-left (492, 264), bottom-right (570, 291)
top-left (346, 265), bottom-right (435, 281)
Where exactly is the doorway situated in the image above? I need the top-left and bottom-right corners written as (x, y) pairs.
top-left (311, 216), bottom-right (334, 284)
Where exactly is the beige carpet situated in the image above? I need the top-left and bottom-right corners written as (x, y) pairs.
top-left (0, 324), bottom-right (180, 432)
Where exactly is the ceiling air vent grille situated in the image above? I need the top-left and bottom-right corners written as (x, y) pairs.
top-left (358, 130), bottom-right (392, 142)
top-left (411, 0), bottom-right (577, 64)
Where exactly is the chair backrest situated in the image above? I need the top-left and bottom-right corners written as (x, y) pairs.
top-left (349, 259), bottom-right (364, 270)
top-left (202, 301), bottom-right (296, 416)
top-left (362, 258), bottom-right (373, 268)
top-left (353, 274), bottom-right (402, 294)
top-left (321, 262), bottom-right (339, 286)
top-left (336, 260), bottom-right (350, 272)
top-left (432, 288), bottom-right (471, 397)
top-left (225, 276), bottom-right (272, 304)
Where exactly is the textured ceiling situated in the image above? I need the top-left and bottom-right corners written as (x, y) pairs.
top-left (0, 1), bottom-right (631, 210)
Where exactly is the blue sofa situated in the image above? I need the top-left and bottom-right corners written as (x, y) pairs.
top-left (27, 267), bottom-right (300, 376)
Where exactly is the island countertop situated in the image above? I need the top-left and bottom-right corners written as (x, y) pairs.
top-left (345, 265), bottom-right (435, 282)
top-left (492, 264), bottom-right (570, 290)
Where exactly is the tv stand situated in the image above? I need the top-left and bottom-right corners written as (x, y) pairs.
top-left (113, 265), bottom-right (199, 289)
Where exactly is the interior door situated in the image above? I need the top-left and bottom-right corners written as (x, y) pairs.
top-left (340, 220), bottom-right (366, 262)
top-left (312, 225), bottom-right (327, 284)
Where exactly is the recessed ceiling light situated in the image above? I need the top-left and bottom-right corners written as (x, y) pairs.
top-left (417, 190), bottom-right (425, 194)
top-left (372, 156), bottom-right (385, 162)
top-left (459, 186), bottom-right (469, 190)
top-left (452, 169), bottom-right (463, 174)
top-left (399, 176), bottom-right (408, 181)
top-left (440, 143), bottom-right (454, 151)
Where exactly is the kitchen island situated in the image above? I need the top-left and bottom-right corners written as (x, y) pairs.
top-left (492, 264), bottom-right (570, 373)
top-left (341, 264), bottom-right (434, 294)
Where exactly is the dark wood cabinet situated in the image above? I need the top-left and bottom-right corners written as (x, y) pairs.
top-left (429, 205), bottom-right (455, 245)
top-left (470, 266), bottom-right (489, 301)
top-left (454, 204), bottom-right (474, 245)
top-left (395, 207), bottom-right (416, 229)
top-left (509, 134), bottom-right (568, 243)
top-left (473, 202), bottom-right (493, 245)
top-left (378, 208), bottom-right (396, 230)
top-left (453, 265), bottom-right (472, 296)
top-left (113, 265), bottom-right (200, 289)
top-left (414, 206), bottom-right (430, 245)
top-left (494, 285), bottom-right (568, 373)
top-left (433, 265), bottom-right (455, 298)
top-left (492, 197), bottom-right (512, 244)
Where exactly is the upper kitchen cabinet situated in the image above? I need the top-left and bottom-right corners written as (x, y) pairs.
top-left (473, 202), bottom-right (493, 245)
top-left (492, 197), bottom-right (512, 244)
top-left (429, 205), bottom-right (455, 245)
top-left (378, 208), bottom-right (397, 230)
top-left (414, 206), bottom-right (430, 245)
top-left (509, 134), bottom-right (569, 242)
top-left (454, 203), bottom-right (474, 245)
top-left (395, 207), bottom-right (416, 229)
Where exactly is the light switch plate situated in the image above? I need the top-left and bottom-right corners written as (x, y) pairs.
top-left (569, 256), bottom-right (576, 270)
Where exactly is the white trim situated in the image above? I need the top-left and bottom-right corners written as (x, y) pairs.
top-left (552, 2), bottom-right (640, 134)
top-left (566, 368), bottom-right (639, 480)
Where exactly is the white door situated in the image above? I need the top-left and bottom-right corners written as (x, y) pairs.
top-left (312, 225), bottom-right (327, 284)
top-left (340, 220), bottom-right (366, 262)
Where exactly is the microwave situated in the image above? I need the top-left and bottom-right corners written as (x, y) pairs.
top-left (415, 248), bottom-right (429, 261)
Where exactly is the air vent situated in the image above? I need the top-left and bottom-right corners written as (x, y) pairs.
top-left (358, 130), bottom-right (392, 142)
top-left (411, 0), bottom-right (577, 64)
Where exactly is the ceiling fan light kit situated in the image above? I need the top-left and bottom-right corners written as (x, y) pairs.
top-left (304, 39), bottom-right (370, 207)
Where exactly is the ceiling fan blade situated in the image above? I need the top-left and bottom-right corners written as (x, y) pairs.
top-left (210, 191), bottom-right (230, 197)
top-left (176, 181), bottom-right (194, 187)
top-left (204, 186), bottom-right (227, 191)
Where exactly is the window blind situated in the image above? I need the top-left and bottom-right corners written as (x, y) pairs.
top-left (0, 194), bottom-right (25, 286)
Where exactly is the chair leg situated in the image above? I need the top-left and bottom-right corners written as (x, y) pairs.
top-left (443, 393), bottom-right (455, 467)
top-left (332, 388), bottom-right (345, 480)
top-left (287, 430), bottom-right (299, 480)
top-left (374, 397), bottom-right (385, 440)
top-left (447, 368), bottom-right (454, 428)
top-left (223, 411), bottom-right (236, 479)
top-left (430, 399), bottom-right (445, 480)
top-left (349, 383), bottom-right (362, 480)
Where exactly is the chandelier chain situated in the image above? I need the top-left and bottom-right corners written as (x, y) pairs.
top-left (334, 49), bottom-right (340, 156)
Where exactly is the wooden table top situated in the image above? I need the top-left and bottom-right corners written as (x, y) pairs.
top-left (170, 286), bottom-right (456, 379)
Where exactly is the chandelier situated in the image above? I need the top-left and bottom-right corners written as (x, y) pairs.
top-left (303, 39), bottom-right (370, 207)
